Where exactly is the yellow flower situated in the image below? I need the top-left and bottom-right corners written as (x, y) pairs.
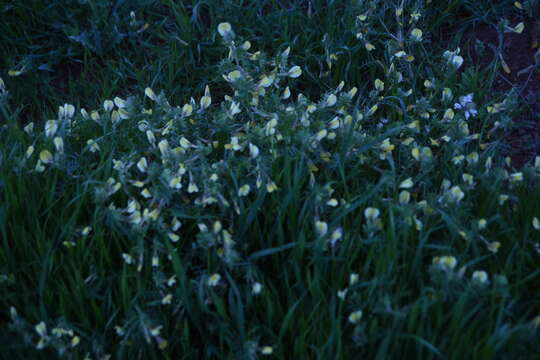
top-left (509, 172), bottom-right (523, 183)
top-left (241, 40), bottom-right (251, 50)
top-left (439, 256), bottom-right (457, 270)
top-left (348, 310), bottom-right (363, 324)
top-left (200, 85), bottom-right (211, 109)
top-left (141, 188), bottom-right (152, 198)
top-left (266, 181), bottom-right (278, 193)
top-left (399, 190), bottom-right (410, 205)
top-left (324, 94), bottom-right (337, 107)
top-left (238, 184), bottom-right (250, 197)
top-left (399, 178), bottom-right (414, 189)
top-left (39, 150), bottom-right (53, 164)
top-left (137, 157), bottom-right (148, 172)
top-left (226, 70), bottom-right (242, 82)
top-left (45, 120), bottom-right (58, 137)
top-left (179, 137), bottom-right (192, 149)
top-left (207, 273), bottom-right (221, 287)
top-left (81, 226), bottom-right (92, 236)
top-left (217, 22), bottom-right (232, 37)
top-left (315, 221), bottom-right (328, 237)
top-left (249, 143), bottom-right (260, 159)
top-left (23, 122), bottom-right (34, 135)
top-left (261, 346), bottom-right (273, 355)
top-left (315, 129), bottom-right (327, 141)
top-left (25, 145), bottom-right (35, 158)
top-left (326, 198), bottom-right (338, 207)
top-left (8, 69), bottom-right (23, 77)
top-left (146, 130), bottom-right (156, 145)
top-left (462, 173), bottom-right (474, 186)
top-left (71, 336), bottom-right (80, 347)
top-left (443, 108), bottom-right (454, 121)
top-left (168, 233), bottom-right (180, 242)
top-left (472, 270), bottom-right (489, 285)
top-left (364, 207), bottom-right (380, 222)
top-left (103, 100), bottom-right (114, 112)
top-left (145, 87), bottom-right (157, 101)
top-left (114, 96), bottom-right (126, 108)
top-left (182, 103), bottom-right (193, 117)
top-left (374, 78), bottom-right (384, 92)
top-left (533, 217), bottom-right (540, 230)
top-left (449, 186), bottom-right (464, 202)
top-left (287, 65), bottom-right (302, 78)
top-left (379, 138), bottom-right (395, 152)
top-left (188, 182), bottom-right (199, 193)
top-left (169, 177), bottom-right (182, 189)
top-left (410, 28), bottom-right (423, 41)
top-left (282, 86), bottom-right (291, 99)
top-left (486, 241), bottom-right (501, 253)
top-left (478, 219), bottom-right (487, 230)
top-left (35, 322), bottom-right (47, 337)
top-left (162, 294), bottom-right (173, 305)
top-left (252, 282), bottom-right (263, 295)
top-left (411, 147), bottom-right (420, 161)
top-left (366, 104), bottom-right (378, 116)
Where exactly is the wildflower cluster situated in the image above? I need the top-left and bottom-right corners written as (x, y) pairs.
top-left (5, 13), bottom-right (540, 355)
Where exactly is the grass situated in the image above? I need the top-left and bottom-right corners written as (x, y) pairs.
top-left (1, 0), bottom-right (540, 358)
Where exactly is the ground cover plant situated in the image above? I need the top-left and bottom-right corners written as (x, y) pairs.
top-left (1, 0), bottom-right (540, 359)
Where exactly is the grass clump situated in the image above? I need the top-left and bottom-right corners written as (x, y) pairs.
top-left (1, 1), bottom-right (540, 359)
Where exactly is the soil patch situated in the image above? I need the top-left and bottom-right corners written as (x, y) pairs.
top-left (452, 17), bottom-right (540, 167)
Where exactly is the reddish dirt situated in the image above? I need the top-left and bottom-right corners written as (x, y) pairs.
top-left (453, 18), bottom-right (540, 167)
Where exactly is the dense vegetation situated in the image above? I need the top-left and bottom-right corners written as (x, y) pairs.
top-left (1, 0), bottom-right (540, 358)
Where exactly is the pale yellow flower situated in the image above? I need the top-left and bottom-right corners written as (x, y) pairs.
top-left (207, 273), bottom-right (221, 287)
top-left (217, 22), bottom-right (232, 37)
top-left (472, 270), bottom-right (489, 285)
top-left (348, 310), bottom-right (363, 324)
top-left (238, 184), bottom-right (250, 197)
